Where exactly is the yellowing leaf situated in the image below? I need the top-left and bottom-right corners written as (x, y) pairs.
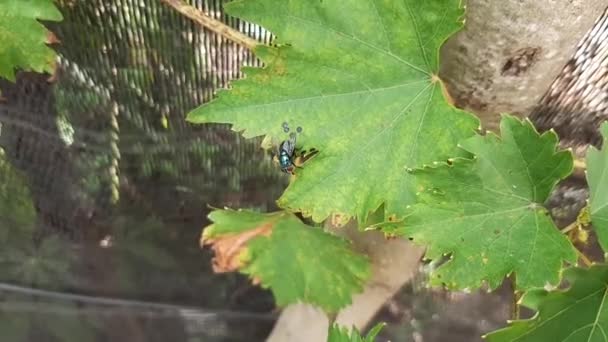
top-left (202, 221), bottom-right (272, 274)
top-left (202, 209), bottom-right (370, 312)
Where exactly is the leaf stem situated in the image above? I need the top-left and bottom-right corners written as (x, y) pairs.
top-left (560, 221), bottom-right (578, 234)
top-left (326, 312), bottom-right (338, 325)
top-left (573, 158), bottom-right (586, 172)
top-left (576, 247), bottom-right (593, 267)
top-left (160, 0), bottom-right (259, 51)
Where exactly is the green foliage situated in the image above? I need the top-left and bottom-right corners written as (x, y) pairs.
top-left (188, 0), bottom-right (478, 223)
top-left (327, 322), bottom-right (385, 342)
top-left (385, 116), bottom-right (576, 290)
top-left (112, 217), bottom-right (178, 269)
top-left (0, 149), bottom-right (36, 232)
top-left (202, 209), bottom-right (370, 312)
top-left (587, 122), bottom-right (608, 252)
top-left (0, 0), bottom-right (62, 81)
top-left (486, 265), bottom-right (608, 342)
top-left (0, 151), bottom-right (73, 288)
top-left (0, 236), bottom-right (75, 289)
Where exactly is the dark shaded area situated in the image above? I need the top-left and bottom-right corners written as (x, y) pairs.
top-left (500, 46), bottom-right (541, 77)
top-left (0, 1), bottom-right (282, 341)
top-left (372, 276), bottom-right (513, 342)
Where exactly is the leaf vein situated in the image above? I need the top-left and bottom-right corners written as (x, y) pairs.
top-left (587, 286), bottom-right (608, 342)
top-left (286, 14), bottom-right (429, 75)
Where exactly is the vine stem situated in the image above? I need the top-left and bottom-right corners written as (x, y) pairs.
top-left (160, 0), bottom-right (259, 51)
top-left (573, 158), bottom-right (586, 172)
top-left (560, 218), bottom-right (594, 267)
top-left (560, 221), bottom-right (578, 234)
top-left (576, 248), bottom-right (593, 267)
top-left (326, 312), bottom-right (338, 326)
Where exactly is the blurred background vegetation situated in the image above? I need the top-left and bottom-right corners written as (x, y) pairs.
top-left (0, 1), bottom-right (285, 341)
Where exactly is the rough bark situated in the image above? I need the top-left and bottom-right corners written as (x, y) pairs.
top-left (440, 0), bottom-right (607, 131)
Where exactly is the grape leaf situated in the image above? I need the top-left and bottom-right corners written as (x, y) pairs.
top-left (587, 122), bottom-right (608, 252)
top-left (486, 265), bottom-right (608, 342)
top-left (385, 116), bottom-right (576, 290)
top-left (201, 209), bottom-right (370, 312)
top-left (327, 322), bottom-right (385, 342)
top-left (0, 0), bottom-right (62, 81)
top-left (187, 0), bottom-right (478, 223)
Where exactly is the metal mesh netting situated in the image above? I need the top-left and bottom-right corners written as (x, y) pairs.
top-left (0, 1), bottom-right (606, 342)
top-left (0, 1), bottom-right (282, 341)
top-left (531, 7), bottom-right (608, 150)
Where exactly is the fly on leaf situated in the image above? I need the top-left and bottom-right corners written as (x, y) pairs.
top-left (278, 132), bottom-right (297, 174)
top-left (274, 123), bottom-right (316, 175)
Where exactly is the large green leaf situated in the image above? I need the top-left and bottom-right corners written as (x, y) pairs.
top-left (486, 265), bottom-right (608, 342)
top-left (327, 322), bottom-right (385, 342)
top-left (587, 122), bottom-right (608, 252)
top-left (188, 0), bottom-right (478, 223)
top-left (201, 209), bottom-right (370, 312)
top-left (385, 116), bottom-right (576, 290)
top-left (0, 0), bottom-right (62, 81)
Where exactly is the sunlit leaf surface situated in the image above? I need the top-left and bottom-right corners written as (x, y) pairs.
top-left (188, 0), bottom-right (478, 223)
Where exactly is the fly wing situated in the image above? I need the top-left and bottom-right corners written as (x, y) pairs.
top-left (285, 132), bottom-right (297, 155)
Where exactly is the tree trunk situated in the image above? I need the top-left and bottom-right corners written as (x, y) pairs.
top-left (440, 0), bottom-right (607, 131)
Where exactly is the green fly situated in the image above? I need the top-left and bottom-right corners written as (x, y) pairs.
top-left (276, 123), bottom-right (310, 174)
top-left (278, 132), bottom-right (297, 174)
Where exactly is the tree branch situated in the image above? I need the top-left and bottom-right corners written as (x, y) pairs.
top-left (160, 0), bottom-right (259, 51)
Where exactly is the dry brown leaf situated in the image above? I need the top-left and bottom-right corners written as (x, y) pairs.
top-left (201, 223), bottom-right (273, 273)
top-left (45, 31), bottom-right (61, 83)
top-left (330, 213), bottom-right (349, 228)
top-left (435, 74), bottom-right (455, 107)
top-left (46, 31), bottom-right (60, 45)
